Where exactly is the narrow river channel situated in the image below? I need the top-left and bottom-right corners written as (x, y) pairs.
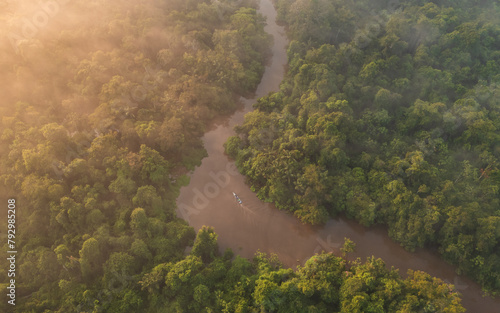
top-left (176, 0), bottom-right (500, 311)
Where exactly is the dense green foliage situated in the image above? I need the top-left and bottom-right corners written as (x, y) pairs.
top-left (0, 0), bottom-right (270, 311)
top-left (138, 227), bottom-right (465, 312)
top-left (0, 0), bottom-right (479, 311)
top-left (227, 0), bottom-right (500, 294)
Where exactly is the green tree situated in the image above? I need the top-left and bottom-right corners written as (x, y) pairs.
top-left (79, 237), bottom-right (102, 280)
top-left (191, 226), bottom-right (219, 263)
top-left (130, 208), bottom-right (149, 238)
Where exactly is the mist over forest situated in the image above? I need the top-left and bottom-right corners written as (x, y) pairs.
top-left (0, 0), bottom-right (498, 312)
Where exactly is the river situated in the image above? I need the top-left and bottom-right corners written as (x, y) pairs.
top-left (176, 0), bottom-right (500, 311)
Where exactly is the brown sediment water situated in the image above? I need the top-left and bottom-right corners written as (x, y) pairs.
top-left (176, 0), bottom-right (500, 311)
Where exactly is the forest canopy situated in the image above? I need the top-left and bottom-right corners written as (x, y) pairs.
top-left (0, 0), bottom-right (488, 311)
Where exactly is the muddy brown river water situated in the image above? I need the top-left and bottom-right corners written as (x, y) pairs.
top-left (176, 0), bottom-right (500, 311)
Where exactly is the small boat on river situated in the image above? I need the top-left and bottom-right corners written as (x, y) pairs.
top-left (232, 192), bottom-right (242, 205)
